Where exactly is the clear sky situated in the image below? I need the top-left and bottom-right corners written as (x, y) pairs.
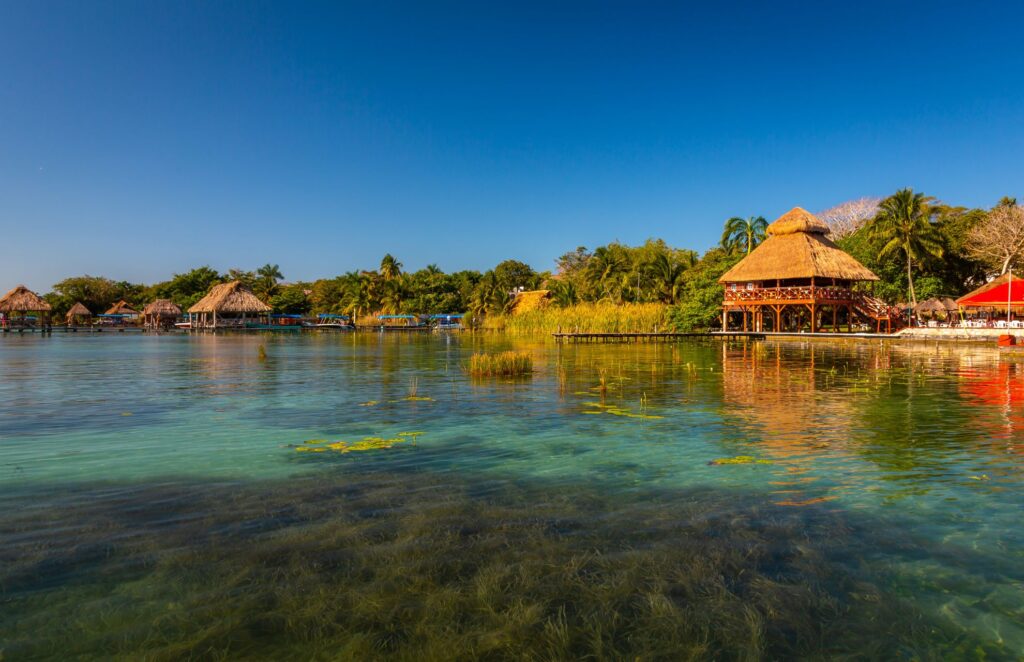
top-left (2, 1), bottom-right (1023, 291)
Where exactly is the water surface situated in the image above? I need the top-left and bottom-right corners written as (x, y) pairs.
top-left (1, 333), bottom-right (1022, 659)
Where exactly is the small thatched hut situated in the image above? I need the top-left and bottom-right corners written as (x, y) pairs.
top-left (105, 300), bottom-right (140, 318)
top-left (0, 285), bottom-right (52, 329)
top-left (510, 289), bottom-right (552, 315)
top-left (142, 299), bottom-right (182, 330)
top-left (187, 281), bottom-right (271, 329)
top-left (66, 302), bottom-right (93, 326)
top-left (718, 208), bottom-right (898, 333)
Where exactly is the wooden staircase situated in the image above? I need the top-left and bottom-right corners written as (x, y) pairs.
top-left (852, 293), bottom-right (904, 333)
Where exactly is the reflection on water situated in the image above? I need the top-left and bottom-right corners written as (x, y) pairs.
top-left (1, 333), bottom-right (1023, 658)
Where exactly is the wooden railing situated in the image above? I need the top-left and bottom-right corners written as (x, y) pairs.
top-left (723, 286), bottom-right (854, 303)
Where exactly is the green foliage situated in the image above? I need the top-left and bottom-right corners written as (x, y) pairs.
top-left (146, 266), bottom-right (225, 310)
top-left (44, 275), bottom-right (144, 316)
top-left (866, 189), bottom-right (944, 306)
top-left (269, 284), bottom-right (311, 314)
top-left (670, 249), bottom-right (743, 331)
top-left (720, 215), bottom-right (768, 254)
top-left (493, 259), bottom-right (540, 292)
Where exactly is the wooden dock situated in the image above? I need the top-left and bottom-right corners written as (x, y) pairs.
top-left (553, 330), bottom-right (901, 343)
top-left (553, 332), bottom-right (759, 342)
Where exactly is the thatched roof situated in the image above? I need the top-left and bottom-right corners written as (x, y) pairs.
top-left (510, 289), bottom-right (551, 315)
top-left (767, 207), bottom-right (831, 236)
top-left (719, 207), bottom-right (878, 283)
top-left (105, 300), bottom-right (139, 315)
top-left (188, 281), bottom-right (271, 314)
top-left (0, 285), bottom-right (52, 312)
top-left (914, 298), bottom-right (947, 314)
top-left (143, 299), bottom-right (182, 316)
top-left (66, 302), bottom-right (92, 317)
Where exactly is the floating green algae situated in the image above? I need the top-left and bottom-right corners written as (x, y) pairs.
top-left (710, 456), bottom-right (773, 466)
top-left (295, 432), bottom-right (424, 454)
top-left (580, 401), bottom-right (664, 420)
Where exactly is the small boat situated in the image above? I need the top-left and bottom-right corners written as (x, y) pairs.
top-left (378, 314), bottom-right (430, 331)
top-left (313, 313), bottom-right (353, 329)
top-left (429, 313), bottom-right (465, 331)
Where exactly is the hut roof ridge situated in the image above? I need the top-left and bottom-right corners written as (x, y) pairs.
top-left (188, 280), bottom-right (271, 314)
top-left (0, 285), bottom-right (52, 312)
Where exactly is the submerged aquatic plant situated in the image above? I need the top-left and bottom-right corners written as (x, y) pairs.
top-left (295, 432), bottom-right (423, 454)
top-left (710, 456), bottom-right (773, 466)
top-left (467, 351), bottom-right (533, 377)
top-left (0, 473), bottom-right (1008, 660)
top-left (581, 401), bottom-right (664, 420)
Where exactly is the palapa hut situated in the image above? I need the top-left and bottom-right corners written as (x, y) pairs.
top-left (65, 302), bottom-right (93, 327)
top-left (719, 207), bottom-right (899, 333)
top-left (187, 280), bottom-right (271, 329)
top-left (105, 300), bottom-right (140, 318)
top-left (142, 299), bottom-right (182, 330)
top-left (0, 285), bottom-right (52, 330)
top-left (509, 289), bottom-right (552, 315)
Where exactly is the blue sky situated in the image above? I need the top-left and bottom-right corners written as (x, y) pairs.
top-left (2, 1), bottom-right (1023, 290)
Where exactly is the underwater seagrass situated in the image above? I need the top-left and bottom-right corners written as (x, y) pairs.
top-left (0, 468), bottom-right (1010, 660)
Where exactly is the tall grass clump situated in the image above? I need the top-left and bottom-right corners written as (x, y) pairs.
top-left (467, 351), bottom-right (533, 377)
top-left (498, 302), bottom-right (674, 335)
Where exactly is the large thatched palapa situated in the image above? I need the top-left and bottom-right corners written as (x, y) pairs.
top-left (188, 281), bottom-right (271, 328)
top-left (0, 285), bottom-right (52, 329)
top-left (142, 299), bottom-right (182, 329)
top-left (719, 208), bottom-right (899, 333)
top-left (0, 285), bottom-right (52, 312)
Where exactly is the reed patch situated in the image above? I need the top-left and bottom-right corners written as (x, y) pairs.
top-left (467, 351), bottom-right (533, 377)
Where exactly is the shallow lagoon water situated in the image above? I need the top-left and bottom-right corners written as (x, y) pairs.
top-left (1, 332), bottom-right (1023, 659)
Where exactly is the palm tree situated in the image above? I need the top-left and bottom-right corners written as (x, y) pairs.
top-left (379, 254), bottom-right (403, 282)
top-left (585, 245), bottom-right (629, 302)
top-left (720, 216), bottom-right (768, 255)
top-left (549, 280), bottom-right (578, 307)
top-left (645, 251), bottom-right (697, 304)
top-left (254, 263), bottom-right (284, 300)
top-left (868, 188), bottom-right (943, 308)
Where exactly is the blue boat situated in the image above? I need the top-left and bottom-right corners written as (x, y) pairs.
top-left (428, 313), bottom-right (465, 331)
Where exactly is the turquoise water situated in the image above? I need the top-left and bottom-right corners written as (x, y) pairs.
top-left (2, 332), bottom-right (1023, 659)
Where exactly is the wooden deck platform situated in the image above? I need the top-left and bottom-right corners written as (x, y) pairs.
top-left (553, 330), bottom-right (899, 342)
top-left (553, 332), bottom-right (758, 342)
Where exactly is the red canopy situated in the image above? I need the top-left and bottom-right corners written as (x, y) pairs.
top-left (957, 273), bottom-right (1024, 309)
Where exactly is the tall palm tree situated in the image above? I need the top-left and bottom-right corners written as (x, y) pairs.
top-left (720, 216), bottom-right (768, 254)
top-left (868, 188), bottom-right (943, 308)
top-left (585, 245), bottom-right (629, 302)
top-left (379, 254), bottom-right (403, 282)
top-left (645, 251), bottom-right (697, 304)
top-left (254, 263), bottom-right (283, 300)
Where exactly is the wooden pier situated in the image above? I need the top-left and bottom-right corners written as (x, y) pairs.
top-left (553, 332), bottom-right (760, 343)
top-left (553, 330), bottom-right (899, 343)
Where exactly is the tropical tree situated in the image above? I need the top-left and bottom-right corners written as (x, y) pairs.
top-left (965, 201), bottom-right (1024, 275)
top-left (254, 263), bottom-right (284, 300)
top-left (585, 244), bottom-right (630, 302)
top-left (720, 216), bottom-right (768, 255)
top-left (867, 189), bottom-right (943, 308)
top-left (379, 254), bottom-right (403, 282)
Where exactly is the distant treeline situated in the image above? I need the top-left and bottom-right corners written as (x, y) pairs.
top-left (39, 189), bottom-right (1023, 331)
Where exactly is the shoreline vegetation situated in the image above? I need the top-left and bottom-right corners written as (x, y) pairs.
top-left (13, 190), bottom-right (1024, 333)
